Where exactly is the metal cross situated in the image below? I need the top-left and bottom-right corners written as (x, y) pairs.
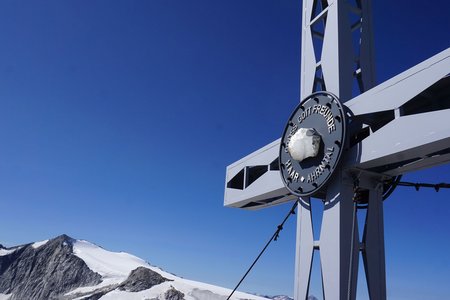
top-left (224, 0), bottom-right (450, 299)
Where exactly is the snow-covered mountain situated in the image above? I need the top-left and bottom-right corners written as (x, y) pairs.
top-left (265, 295), bottom-right (316, 300)
top-left (0, 235), bottom-right (273, 300)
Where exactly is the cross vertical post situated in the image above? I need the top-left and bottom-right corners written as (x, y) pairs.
top-left (296, 0), bottom-right (378, 299)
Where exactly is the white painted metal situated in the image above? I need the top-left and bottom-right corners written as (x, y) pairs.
top-left (362, 183), bottom-right (386, 300)
top-left (224, 105), bottom-right (450, 199)
top-left (225, 0), bottom-right (379, 210)
top-left (352, 109), bottom-right (450, 174)
top-left (223, 0), bottom-right (450, 298)
top-left (297, 1), bottom-right (377, 298)
top-left (294, 198), bottom-right (314, 300)
top-left (358, 0), bottom-right (376, 92)
top-left (300, 0), bottom-right (316, 99)
top-left (319, 0), bottom-right (354, 101)
top-left (224, 139), bottom-right (295, 209)
top-left (386, 152), bottom-right (450, 176)
top-left (346, 48), bottom-right (450, 116)
top-left (319, 172), bottom-right (358, 300)
top-left (224, 56), bottom-right (450, 201)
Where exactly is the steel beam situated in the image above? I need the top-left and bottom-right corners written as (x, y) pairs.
top-left (224, 139), bottom-right (295, 209)
top-left (319, 170), bottom-right (359, 300)
top-left (352, 109), bottom-right (450, 175)
top-left (362, 183), bottom-right (386, 300)
top-left (346, 48), bottom-right (450, 116)
top-left (294, 197), bottom-right (314, 300)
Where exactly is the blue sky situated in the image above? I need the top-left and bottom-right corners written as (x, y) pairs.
top-left (0, 1), bottom-right (449, 299)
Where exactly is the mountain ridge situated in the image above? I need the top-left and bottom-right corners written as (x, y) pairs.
top-left (0, 234), bottom-right (102, 299)
top-left (0, 234), bottom-right (283, 300)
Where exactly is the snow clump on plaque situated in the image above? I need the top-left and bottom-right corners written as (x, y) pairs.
top-left (287, 128), bottom-right (321, 162)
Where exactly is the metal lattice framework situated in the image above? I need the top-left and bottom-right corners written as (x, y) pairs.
top-left (301, 0), bottom-right (375, 100)
top-left (224, 0), bottom-right (450, 299)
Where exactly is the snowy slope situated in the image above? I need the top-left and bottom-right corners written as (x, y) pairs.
top-left (0, 246), bottom-right (22, 256)
top-left (31, 239), bottom-right (49, 249)
top-left (68, 239), bottom-right (270, 300)
top-left (0, 293), bottom-right (11, 300)
top-left (71, 239), bottom-right (151, 291)
top-left (0, 236), bottom-right (274, 300)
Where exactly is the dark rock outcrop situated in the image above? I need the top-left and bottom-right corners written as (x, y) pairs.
top-left (164, 286), bottom-right (185, 300)
top-left (0, 234), bottom-right (102, 300)
top-left (118, 266), bottom-right (171, 292)
top-left (67, 266), bottom-right (171, 299)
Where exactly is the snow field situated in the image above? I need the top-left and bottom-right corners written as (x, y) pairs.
top-left (70, 239), bottom-right (269, 300)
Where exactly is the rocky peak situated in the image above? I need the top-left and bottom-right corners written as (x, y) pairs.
top-left (52, 234), bottom-right (75, 244)
top-left (0, 235), bottom-right (275, 300)
top-left (0, 234), bottom-right (102, 300)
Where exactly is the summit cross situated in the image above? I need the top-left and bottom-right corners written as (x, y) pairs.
top-left (224, 0), bottom-right (450, 299)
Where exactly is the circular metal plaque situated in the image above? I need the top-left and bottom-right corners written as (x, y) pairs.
top-left (279, 92), bottom-right (347, 197)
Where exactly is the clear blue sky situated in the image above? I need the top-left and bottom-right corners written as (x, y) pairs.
top-left (0, 1), bottom-right (449, 299)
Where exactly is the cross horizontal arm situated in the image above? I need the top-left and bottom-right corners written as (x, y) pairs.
top-left (224, 48), bottom-right (450, 207)
top-left (224, 139), bottom-right (296, 209)
top-left (346, 47), bottom-right (450, 116)
top-left (350, 108), bottom-right (450, 175)
top-left (347, 47), bottom-right (450, 175)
